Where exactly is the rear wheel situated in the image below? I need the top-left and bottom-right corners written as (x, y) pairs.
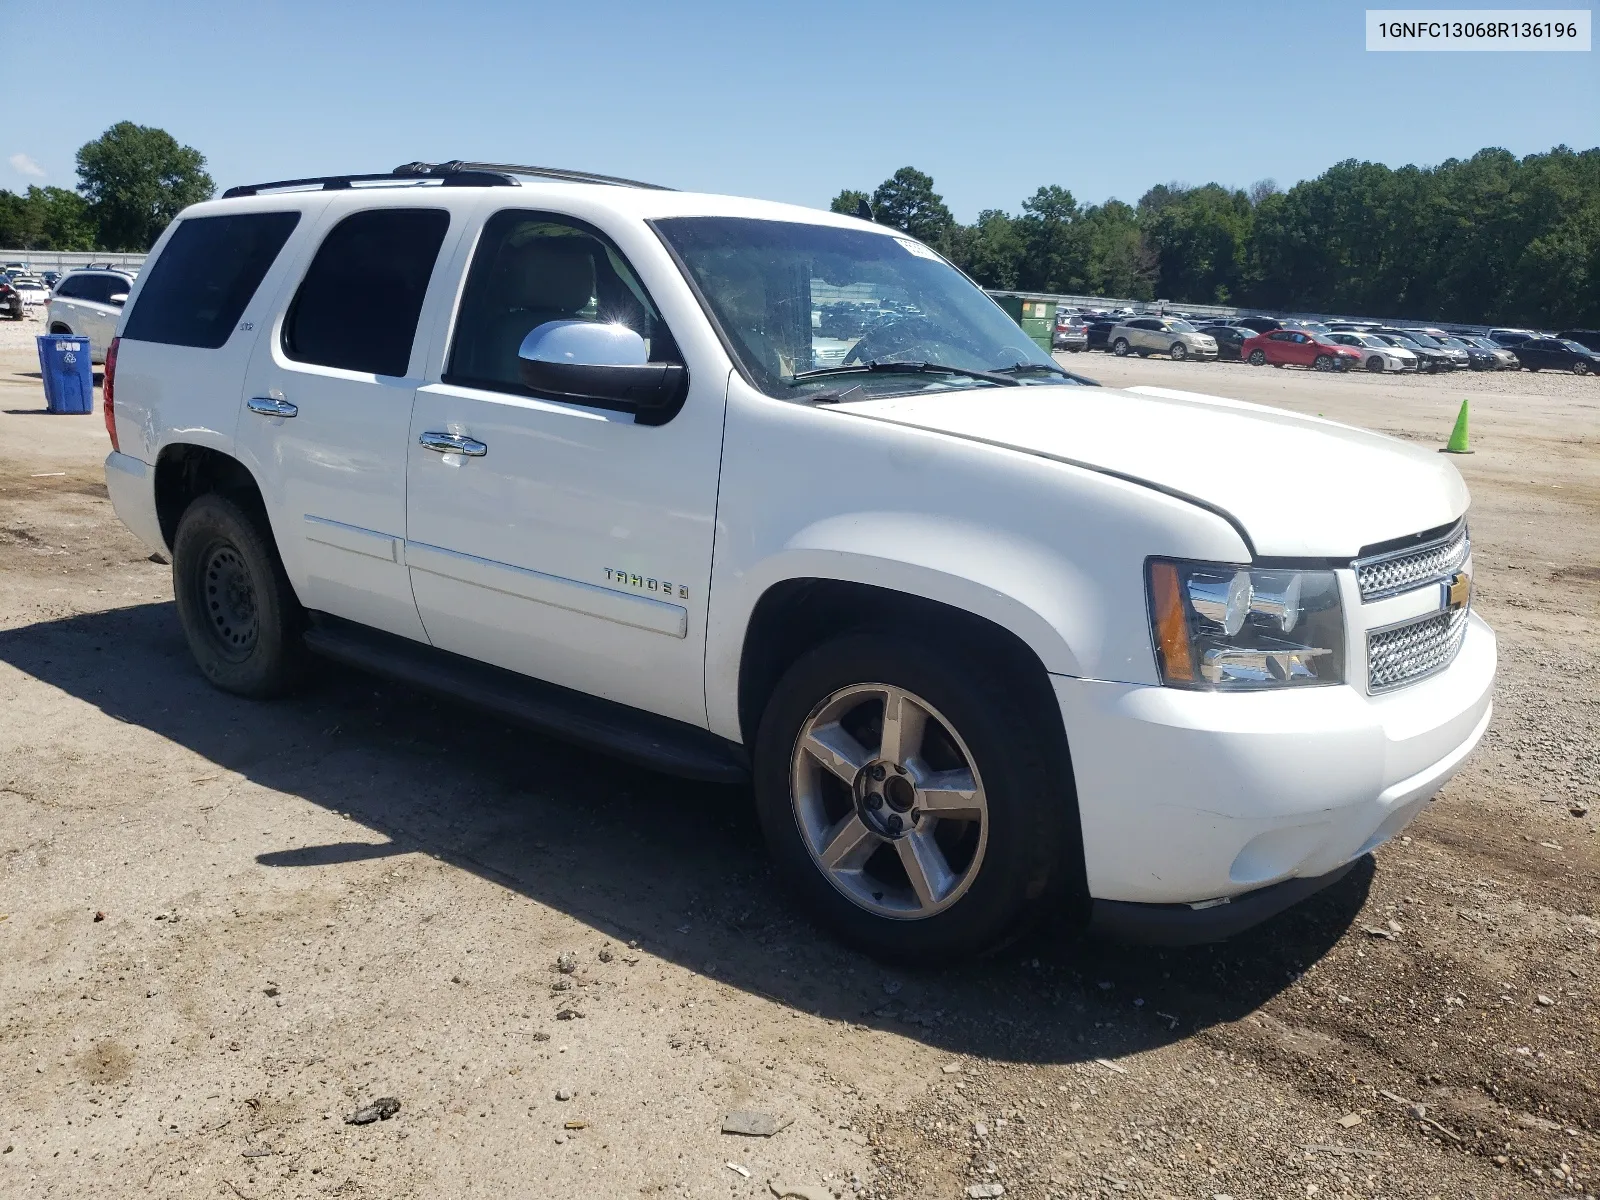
top-left (1248, 349), bottom-right (1267, 366)
top-left (1170, 342), bottom-right (1188, 361)
top-left (753, 633), bottom-right (1073, 963)
top-left (1366, 356), bottom-right (1386, 373)
top-left (1111, 338), bottom-right (1130, 357)
top-left (172, 493), bottom-right (307, 699)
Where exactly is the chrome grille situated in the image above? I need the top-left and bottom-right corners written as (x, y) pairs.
top-left (1355, 523), bottom-right (1468, 601)
top-left (1366, 607), bottom-right (1469, 693)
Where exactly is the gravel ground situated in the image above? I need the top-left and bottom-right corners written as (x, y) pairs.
top-left (0, 331), bottom-right (1595, 1200)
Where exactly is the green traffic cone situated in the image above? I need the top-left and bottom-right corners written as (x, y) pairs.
top-left (1441, 399), bottom-right (1473, 454)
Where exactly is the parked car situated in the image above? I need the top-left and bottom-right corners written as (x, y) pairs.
top-left (1052, 323), bottom-right (1088, 352)
top-left (9, 275), bottom-right (50, 309)
top-left (1513, 337), bottom-right (1600, 375)
top-left (1233, 316), bottom-right (1283, 333)
top-left (1242, 329), bottom-right (1361, 371)
top-left (46, 269), bottom-right (136, 363)
top-left (1488, 328), bottom-right (1537, 348)
top-left (1083, 318), bottom-right (1119, 351)
top-left (99, 160), bottom-right (1495, 960)
top-left (1371, 332), bottom-right (1453, 373)
top-left (0, 278), bottom-right (23, 320)
top-left (1108, 317), bottom-right (1218, 361)
top-left (1396, 330), bottom-right (1470, 371)
top-left (41, 270), bottom-right (61, 288)
top-left (1281, 320), bottom-right (1334, 335)
top-left (1557, 329), bottom-right (1600, 352)
top-left (1434, 335), bottom-right (1502, 371)
top-left (1202, 325), bottom-right (1254, 361)
top-left (1326, 332), bottom-right (1418, 373)
top-left (1328, 323), bottom-right (1382, 333)
top-left (1453, 336), bottom-right (1519, 370)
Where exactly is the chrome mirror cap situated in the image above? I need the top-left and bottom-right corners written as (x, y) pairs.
top-left (517, 319), bottom-right (647, 368)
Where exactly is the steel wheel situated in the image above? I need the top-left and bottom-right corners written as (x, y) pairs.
top-left (197, 541), bottom-right (259, 662)
top-left (790, 683), bottom-right (988, 920)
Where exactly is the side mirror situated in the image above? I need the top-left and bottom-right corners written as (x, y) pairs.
top-left (517, 320), bottom-right (686, 412)
top-left (109, 293), bottom-right (128, 307)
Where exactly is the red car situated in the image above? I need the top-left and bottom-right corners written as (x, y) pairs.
top-left (1242, 329), bottom-right (1362, 371)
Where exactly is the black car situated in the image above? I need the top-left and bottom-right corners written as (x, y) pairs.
top-left (1203, 325), bottom-right (1254, 361)
top-left (1489, 329), bottom-right (1537, 348)
top-left (1557, 329), bottom-right (1600, 352)
top-left (1084, 319), bottom-right (1120, 350)
top-left (1233, 315), bottom-right (1283, 334)
top-left (0, 280), bottom-right (22, 319)
top-left (1513, 337), bottom-right (1600, 375)
top-left (1371, 331), bottom-right (1453, 372)
top-left (1437, 336), bottom-right (1501, 371)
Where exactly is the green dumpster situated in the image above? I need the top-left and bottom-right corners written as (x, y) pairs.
top-left (994, 295), bottom-right (1055, 354)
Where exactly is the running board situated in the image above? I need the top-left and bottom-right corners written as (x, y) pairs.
top-left (302, 615), bottom-right (749, 784)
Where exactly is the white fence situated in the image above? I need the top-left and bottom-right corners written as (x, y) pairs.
top-left (0, 249), bottom-right (147, 274)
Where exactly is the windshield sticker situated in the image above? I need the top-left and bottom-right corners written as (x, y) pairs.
top-left (895, 238), bottom-right (942, 261)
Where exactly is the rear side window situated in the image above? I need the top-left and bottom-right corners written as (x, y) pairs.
top-left (54, 276), bottom-right (89, 299)
top-left (122, 212), bottom-right (300, 349)
top-left (284, 208), bottom-right (450, 377)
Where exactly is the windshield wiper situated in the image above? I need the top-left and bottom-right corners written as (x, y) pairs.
top-left (993, 361), bottom-right (1102, 386)
top-left (791, 360), bottom-right (1021, 387)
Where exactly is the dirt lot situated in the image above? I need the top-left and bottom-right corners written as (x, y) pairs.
top-left (1, 315), bottom-right (1596, 1200)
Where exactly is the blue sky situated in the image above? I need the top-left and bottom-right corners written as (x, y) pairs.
top-left (4, 0), bottom-right (1596, 221)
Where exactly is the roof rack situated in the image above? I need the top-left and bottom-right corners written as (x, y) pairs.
top-left (222, 159), bottom-right (671, 200)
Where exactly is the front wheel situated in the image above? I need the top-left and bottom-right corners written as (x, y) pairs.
top-left (1313, 354), bottom-right (1334, 372)
top-left (1574, 360), bottom-right (1592, 376)
top-left (753, 633), bottom-right (1073, 963)
top-left (172, 493), bottom-right (307, 699)
top-left (1170, 342), bottom-right (1188, 361)
top-left (1248, 349), bottom-right (1267, 366)
top-left (1366, 356), bottom-right (1386, 373)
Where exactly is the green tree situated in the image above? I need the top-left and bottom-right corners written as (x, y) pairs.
top-left (1142, 183), bottom-right (1254, 304)
top-left (1016, 185), bottom-right (1086, 293)
top-left (1080, 200), bottom-right (1154, 299)
top-left (870, 167), bottom-right (955, 249)
top-left (75, 122), bottom-right (214, 251)
top-left (957, 209), bottom-right (1026, 289)
top-left (0, 186), bottom-right (96, 250)
top-left (829, 189), bottom-right (871, 217)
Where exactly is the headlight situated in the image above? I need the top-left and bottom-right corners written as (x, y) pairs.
top-left (1147, 560), bottom-right (1345, 689)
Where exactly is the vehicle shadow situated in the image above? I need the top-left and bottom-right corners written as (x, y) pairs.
top-left (0, 602), bottom-right (1371, 1066)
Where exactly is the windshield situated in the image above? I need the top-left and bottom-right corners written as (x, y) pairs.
top-left (1466, 337), bottom-right (1499, 349)
top-left (1166, 320), bottom-right (1198, 333)
top-left (653, 216), bottom-right (1063, 400)
top-left (1386, 335), bottom-right (1422, 349)
top-left (1404, 332), bottom-right (1442, 347)
top-left (1440, 337), bottom-right (1471, 348)
top-left (1561, 340), bottom-right (1593, 353)
top-left (1353, 334), bottom-right (1386, 348)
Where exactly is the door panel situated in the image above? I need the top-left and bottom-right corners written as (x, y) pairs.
top-left (403, 208), bottom-right (726, 727)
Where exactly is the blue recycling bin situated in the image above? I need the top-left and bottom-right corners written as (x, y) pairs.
top-left (37, 334), bottom-right (95, 414)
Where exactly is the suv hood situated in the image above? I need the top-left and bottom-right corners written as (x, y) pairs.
top-left (832, 384), bottom-right (1468, 557)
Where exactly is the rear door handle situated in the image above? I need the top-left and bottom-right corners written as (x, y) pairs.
top-left (419, 431), bottom-right (487, 457)
top-left (246, 396), bottom-right (298, 418)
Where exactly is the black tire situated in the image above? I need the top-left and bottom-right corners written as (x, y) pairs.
top-left (1248, 349), bottom-right (1267, 366)
top-left (1111, 337), bottom-right (1130, 357)
top-left (1366, 356), bottom-right (1385, 373)
top-left (1170, 342), bottom-right (1188, 361)
top-left (752, 632), bottom-right (1075, 963)
top-left (1313, 354), bottom-right (1334, 372)
top-left (171, 492), bottom-right (307, 699)
top-left (1525, 365), bottom-right (1538, 372)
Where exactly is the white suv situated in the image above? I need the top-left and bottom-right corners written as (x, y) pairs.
top-left (99, 161), bottom-right (1495, 960)
top-left (47, 268), bottom-right (137, 362)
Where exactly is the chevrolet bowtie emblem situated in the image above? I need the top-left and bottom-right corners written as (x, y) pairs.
top-left (1445, 571), bottom-right (1471, 611)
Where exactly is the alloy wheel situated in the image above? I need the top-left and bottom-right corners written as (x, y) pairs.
top-left (790, 683), bottom-right (988, 920)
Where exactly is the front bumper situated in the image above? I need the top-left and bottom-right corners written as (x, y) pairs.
top-left (1055, 611), bottom-right (1495, 916)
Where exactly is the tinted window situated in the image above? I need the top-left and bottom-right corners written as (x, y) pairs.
top-left (55, 275), bottom-right (89, 299)
top-left (447, 209), bottom-right (675, 394)
top-left (82, 275), bottom-right (129, 304)
top-left (284, 209), bottom-right (449, 377)
top-left (122, 212), bottom-right (300, 349)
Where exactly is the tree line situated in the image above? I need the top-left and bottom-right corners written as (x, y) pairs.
top-left (0, 122), bottom-right (213, 254)
top-left (834, 146), bottom-right (1600, 328)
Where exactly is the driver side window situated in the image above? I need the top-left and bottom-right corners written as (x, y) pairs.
top-left (446, 210), bottom-right (679, 394)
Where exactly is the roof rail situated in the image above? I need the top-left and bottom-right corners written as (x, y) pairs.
top-left (221, 159), bottom-right (671, 200)
top-left (394, 160), bottom-right (673, 190)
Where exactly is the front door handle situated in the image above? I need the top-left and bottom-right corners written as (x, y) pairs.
top-left (246, 396), bottom-right (298, 418)
top-left (419, 431), bottom-right (487, 457)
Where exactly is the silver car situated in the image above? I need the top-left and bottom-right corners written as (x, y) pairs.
top-left (45, 269), bottom-right (136, 364)
top-left (1108, 317), bottom-right (1218, 361)
top-left (1327, 331), bottom-right (1418, 373)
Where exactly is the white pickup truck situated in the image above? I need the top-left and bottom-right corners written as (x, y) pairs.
top-left (100, 161), bottom-right (1495, 961)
